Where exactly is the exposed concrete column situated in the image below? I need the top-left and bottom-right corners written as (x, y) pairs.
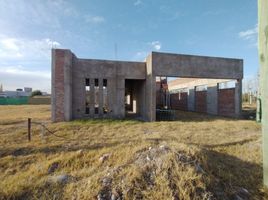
top-left (99, 78), bottom-right (103, 117)
top-left (207, 83), bottom-right (218, 115)
top-left (235, 79), bottom-right (242, 117)
top-left (145, 75), bottom-right (156, 121)
top-left (51, 49), bottom-right (56, 121)
top-left (145, 53), bottom-right (156, 121)
top-left (63, 50), bottom-right (73, 121)
top-left (107, 78), bottom-right (115, 118)
top-left (132, 82), bottom-right (137, 113)
top-left (116, 76), bottom-right (125, 119)
top-left (139, 80), bottom-right (146, 120)
top-left (187, 87), bottom-right (195, 111)
top-left (51, 49), bottom-right (72, 122)
top-left (90, 78), bottom-right (95, 117)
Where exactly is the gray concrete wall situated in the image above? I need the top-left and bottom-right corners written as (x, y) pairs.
top-left (64, 50), bottom-right (73, 121)
top-left (235, 79), bottom-right (242, 117)
top-left (207, 83), bottom-right (218, 115)
top-left (52, 49), bottom-right (243, 122)
top-left (115, 77), bottom-right (125, 118)
top-left (51, 49), bottom-right (73, 122)
top-left (51, 49), bottom-right (56, 121)
top-left (188, 87), bottom-right (195, 111)
top-left (71, 56), bottom-right (146, 120)
top-left (151, 52), bottom-right (243, 79)
top-left (78, 59), bottom-right (146, 79)
top-left (146, 52), bottom-right (243, 121)
top-left (144, 53), bottom-right (156, 121)
top-left (132, 80), bottom-right (146, 116)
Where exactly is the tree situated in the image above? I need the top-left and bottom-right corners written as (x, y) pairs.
top-left (31, 90), bottom-right (42, 97)
top-left (258, 0), bottom-right (268, 186)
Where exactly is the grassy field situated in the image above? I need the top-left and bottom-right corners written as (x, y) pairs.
top-left (0, 105), bottom-right (266, 199)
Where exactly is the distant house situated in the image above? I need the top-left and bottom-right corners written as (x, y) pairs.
top-left (0, 87), bottom-right (32, 98)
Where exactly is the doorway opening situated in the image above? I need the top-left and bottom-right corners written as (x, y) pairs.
top-left (125, 79), bottom-right (145, 119)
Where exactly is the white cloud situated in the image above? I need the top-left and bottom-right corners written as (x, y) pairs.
top-left (239, 25), bottom-right (258, 41)
top-left (134, 0), bottom-right (142, 6)
top-left (238, 25), bottom-right (258, 47)
top-left (85, 15), bottom-right (105, 24)
top-left (0, 35), bottom-right (59, 92)
top-left (150, 41), bottom-right (162, 51)
top-left (0, 66), bottom-right (50, 79)
top-left (0, 35), bottom-right (60, 60)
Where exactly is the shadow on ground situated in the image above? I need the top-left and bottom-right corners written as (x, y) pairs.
top-left (0, 141), bottom-right (123, 158)
top-left (199, 148), bottom-right (265, 199)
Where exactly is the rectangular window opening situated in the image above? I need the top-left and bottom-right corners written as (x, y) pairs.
top-left (95, 79), bottom-right (99, 87)
top-left (95, 78), bottom-right (99, 115)
top-left (95, 107), bottom-right (99, 114)
top-left (86, 78), bottom-right (90, 86)
top-left (85, 107), bottom-right (90, 114)
top-left (103, 79), bottom-right (107, 87)
top-left (103, 79), bottom-right (108, 114)
top-left (85, 78), bottom-right (90, 115)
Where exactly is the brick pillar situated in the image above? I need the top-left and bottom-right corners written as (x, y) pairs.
top-left (51, 49), bottom-right (73, 122)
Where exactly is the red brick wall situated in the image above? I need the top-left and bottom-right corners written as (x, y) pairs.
top-left (218, 88), bottom-right (235, 117)
top-left (170, 92), bottom-right (188, 111)
top-left (195, 91), bottom-right (207, 113)
top-left (53, 50), bottom-right (65, 122)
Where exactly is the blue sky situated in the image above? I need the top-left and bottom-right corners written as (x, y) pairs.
top-left (0, 0), bottom-right (258, 92)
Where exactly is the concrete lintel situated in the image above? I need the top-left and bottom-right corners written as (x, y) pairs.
top-left (151, 52), bottom-right (243, 80)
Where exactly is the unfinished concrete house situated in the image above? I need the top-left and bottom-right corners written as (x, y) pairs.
top-left (51, 49), bottom-right (243, 122)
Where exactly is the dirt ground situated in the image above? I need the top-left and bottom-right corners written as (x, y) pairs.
top-left (0, 105), bottom-right (267, 199)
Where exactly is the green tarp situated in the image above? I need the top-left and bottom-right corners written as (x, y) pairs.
top-left (0, 97), bottom-right (29, 105)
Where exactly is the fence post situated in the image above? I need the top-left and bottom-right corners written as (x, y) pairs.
top-left (28, 118), bottom-right (31, 141)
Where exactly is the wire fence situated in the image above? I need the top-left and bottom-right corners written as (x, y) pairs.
top-left (27, 118), bottom-right (71, 142)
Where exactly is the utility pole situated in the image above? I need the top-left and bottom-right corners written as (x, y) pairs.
top-left (258, 0), bottom-right (268, 186)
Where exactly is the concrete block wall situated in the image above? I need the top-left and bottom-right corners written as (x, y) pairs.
top-left (207, 84), bottom-right (218, 115)
top-left (195, 91), bottom-right (207, 113)
top-left (71, 56), bottom-right (147, 121)
top-left (170, 92), bottom-right (188, 110)
top-left (51, 49), bottom-right (72, 122)
top-left (187, 87), bottom-right (195, 111)
top-left (51, 49), bottom-right (243, 122)
top-left (218, 88), bottom-right (235, 116)
top-left (169, 82), bottom-right (239, 117)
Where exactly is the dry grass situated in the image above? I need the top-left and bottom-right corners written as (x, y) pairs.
top-left (0, 105), bottom-right (266, 199)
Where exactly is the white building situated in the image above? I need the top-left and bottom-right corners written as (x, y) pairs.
top-left (0, 88), bottom-right (32, 98)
